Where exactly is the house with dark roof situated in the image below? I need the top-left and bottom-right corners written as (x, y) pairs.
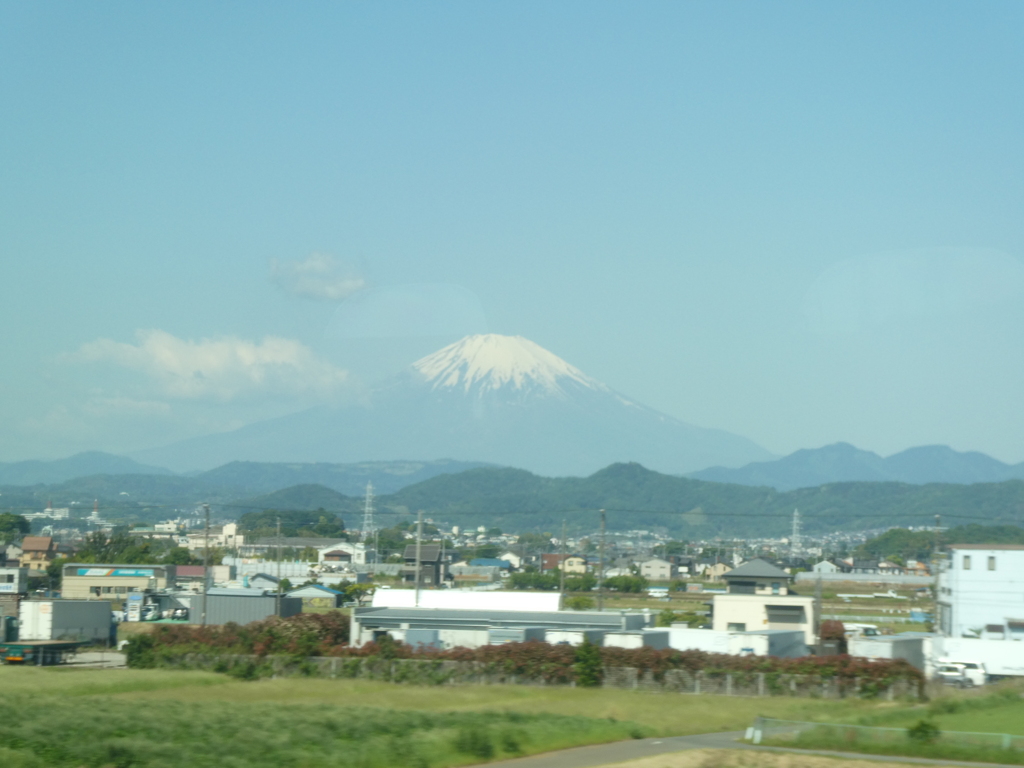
top-left (722, 559), bottom-right (793, 596)
top-left (711, 558), bottom-right (817, 644)
top-left (401, 544), bottom-right (446, 586)
top-left (248, 573), bottom-right (281, 591)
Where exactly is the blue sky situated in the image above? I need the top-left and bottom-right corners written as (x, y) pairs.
top-left (2, 2), bottom-right (1023, 465)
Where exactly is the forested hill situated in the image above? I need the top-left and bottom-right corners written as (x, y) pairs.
top-left (375, 463), bottom-right (1024, 538)
top-left (5, 461), bottom-right (1024, 538)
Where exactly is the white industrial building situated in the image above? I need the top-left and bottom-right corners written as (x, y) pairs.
top-left (669, 625), bottom-right (808, 658)
top-left (936, 544), bottom-right (1024, 639)
top-left (351, 590), bottom-right (653, 649)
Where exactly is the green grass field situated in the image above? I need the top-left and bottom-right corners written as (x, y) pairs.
top-left (0, 665), bottom-right (905, 767)
top-left (872, 684), bottom-right (1024, 735)
top-left (763, 684), bottom-right (1024, 765)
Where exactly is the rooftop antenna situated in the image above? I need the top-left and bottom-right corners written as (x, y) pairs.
top-left (362, 482), bottom-right (376, 563)
top-left (790, 508), bottom-right (802, 560)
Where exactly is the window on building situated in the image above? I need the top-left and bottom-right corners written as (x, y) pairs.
top-left (115, 586), bottom-right (127, 594)
top-left (771, 581), bottom-right (780, 595)
top-left (963, 555), bottom-right (971, 570)
top-left (3, 575), bottom-right (12, 583)
top-left (727, 622), bottom-right (746, 632)
top-left (988, 556), bottom-right (996, 571)
top-left (102, 587), bottom-right (113, 594)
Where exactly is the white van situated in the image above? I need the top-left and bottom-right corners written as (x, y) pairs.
top-left (844, 623), bottom-right (880, 639)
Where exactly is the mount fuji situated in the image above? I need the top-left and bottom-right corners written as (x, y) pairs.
top-left (133, 334), bottom-right (772, 475)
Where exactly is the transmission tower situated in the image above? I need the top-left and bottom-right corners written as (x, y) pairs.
top-left (362, 482), bottom-right (376, 562)
top-left (790, 508), bottom-right (802, 560)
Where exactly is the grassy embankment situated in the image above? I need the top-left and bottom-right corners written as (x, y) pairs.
top-left (763, 682), bottom-right (1024, 764)
top-left (0, 665), bottom-right (901, 768)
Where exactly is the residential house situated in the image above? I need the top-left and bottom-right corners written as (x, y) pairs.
top-left (721, 559), bottom-right (792, 596)
top-left (540, 553), bottom-right (587, 574)
top-left (712, 559), bottom-right (818, 644)
top-left (316, 541), bottom-right (372, 565)
top-left (702, 562), bottom-right (732, 582)
top-left (19, 536), bottom-right (57, 572)
top-left (401, 544), bottom-right (446, 586)
top-left (811, 561), bottom-right (843, 573)
top-left (248, 573), bottom-right (281, 591)
top-left (640, 558), bottom-right (678, 581)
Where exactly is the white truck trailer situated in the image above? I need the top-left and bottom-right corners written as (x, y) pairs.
top-left (18, 600), bottom-right (113, 643)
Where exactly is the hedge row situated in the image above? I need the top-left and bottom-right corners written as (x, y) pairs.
top-left (131, 614), bottom-right (922, 688)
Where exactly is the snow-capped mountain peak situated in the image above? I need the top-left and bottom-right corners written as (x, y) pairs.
top-left (412, 334), bottom-right (603, 395)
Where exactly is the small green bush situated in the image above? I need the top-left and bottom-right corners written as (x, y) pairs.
top-left (123, 634), bottom-right (156, 669)
top-left (454, 727), bottom-right (494, 759)
top-left (574, 638), bottom-right (604, 687)
top-left (907, 720), bottom-right (940, 744)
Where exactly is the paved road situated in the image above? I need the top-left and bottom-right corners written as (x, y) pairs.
top-left (66, 651), bottom-right (126, 668)
top-left (480, 731), bottom-right (1016, 768)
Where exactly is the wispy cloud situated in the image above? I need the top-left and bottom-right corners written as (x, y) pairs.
top-left (74, 330), bottom-right (348, 401)
top-left (271, 253), bottom-right (365, 301)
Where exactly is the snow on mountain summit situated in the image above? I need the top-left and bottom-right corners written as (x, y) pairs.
top-left (412, 334), bottom-right (602, 395)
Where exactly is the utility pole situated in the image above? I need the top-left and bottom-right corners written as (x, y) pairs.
top-left (814, 572), bottom-right (823, 642)
top-left (276, 517), bottom-right (282, 617)
top-left (597, 509), bottom-right (606, 612)
top-left (414, 511), bottom-right (423, 607)
top-left (791, 509), bottom-right (802, 561)
top-left (559, 519), bottom-right (567, 607)
top-left (362, 482), bottom-right (376, 564)
top-left (201, 504), bottom-right (210, 627)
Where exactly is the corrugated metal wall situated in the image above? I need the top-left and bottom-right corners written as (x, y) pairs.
top-left (200, 596), bottom-right (302, 625)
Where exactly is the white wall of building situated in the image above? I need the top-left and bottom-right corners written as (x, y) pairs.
top-left (317, 541), bottom-right (370, 565)
top-left (712, 594), bottom-right (817, 644)
top-left (604, 630), bottom-right (669, 650)
top-left (371, 589), bottom-right (561, 611)
top-left (937, 546), bottom-right (1024, 639)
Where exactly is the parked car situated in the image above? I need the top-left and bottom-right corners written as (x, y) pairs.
top-left (936, 663), bottom-right (973, 687)
top-left (939, 659), bottom-right (987, 687)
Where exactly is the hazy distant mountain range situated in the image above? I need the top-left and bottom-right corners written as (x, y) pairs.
top-left (131, 334), bottom-right (773, 476)
top-left (689, 442), bottom-right (1024, 490)
top-left (12, 462), bottom-right (1022, 539)
top-left (4, 456), bottom-right (1024, 538)
top-left (0, 451), bottom-right (173, 486)
top-left (0, 456), bottom-right (489, 497)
